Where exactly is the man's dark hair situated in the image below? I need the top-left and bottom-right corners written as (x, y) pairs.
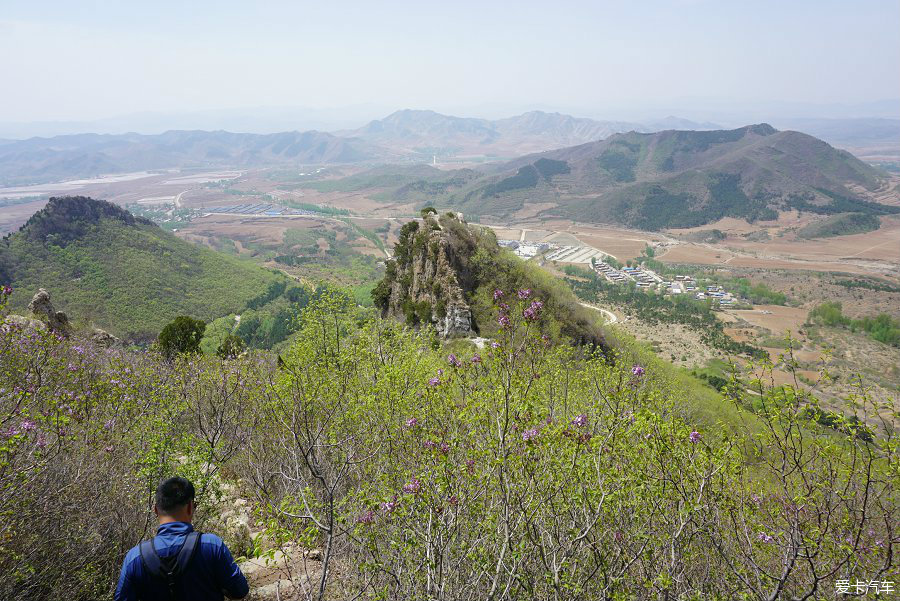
top-left (155, 477), bottom-right (195, 513)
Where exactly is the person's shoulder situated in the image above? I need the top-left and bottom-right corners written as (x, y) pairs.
top-left (121, 543), bottom-right (143, 571)
top-left (198, 531), bottom-right (229, 556)
top-left (199, 531), bottom-right (225, 546)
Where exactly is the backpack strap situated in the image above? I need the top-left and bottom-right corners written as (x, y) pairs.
top-left (138, 531), bottom-right (203, 601)
top-left (174, 531), bottom-right (202, 576)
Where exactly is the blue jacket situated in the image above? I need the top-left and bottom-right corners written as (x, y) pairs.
top-left (115, 522), bottom-right (249, 601)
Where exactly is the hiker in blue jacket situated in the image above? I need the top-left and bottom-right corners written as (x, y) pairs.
top-left (115, 477), bottom-right (249, 601)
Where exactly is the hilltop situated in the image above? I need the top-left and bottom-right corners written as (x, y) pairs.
top-left (0, 196), bottom-right (285, 340)
top-left (445, 124), bottom-right (896, 229)
top-left (373, 210), bottom-right (606, 346)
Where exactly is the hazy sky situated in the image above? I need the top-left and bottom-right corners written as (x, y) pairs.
top-left (1, 0), bottom-right (898, 123)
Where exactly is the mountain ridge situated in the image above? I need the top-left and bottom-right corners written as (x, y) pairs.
top-left (444, 124), bottom-right (896, 229)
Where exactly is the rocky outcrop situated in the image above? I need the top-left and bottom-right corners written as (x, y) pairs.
top-left (374, 213), bottom-right (475, 337)
top-left (28, 288), bottom-right (72, 337)
top-left (90, 328), bottom-right (120, 347)
top-left (3, 314), bottom-right (48, 333)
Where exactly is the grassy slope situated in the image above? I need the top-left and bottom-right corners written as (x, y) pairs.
top-left (3, 219), bottom-right (282, 340)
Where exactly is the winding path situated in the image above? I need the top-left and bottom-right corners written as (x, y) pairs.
top-left (578, 302), bottom-right (618, 324)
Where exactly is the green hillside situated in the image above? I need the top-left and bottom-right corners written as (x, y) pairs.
top-left (797, 212), bottom-right (881, 238)
top-left (443, 125), bottom-right (896, 229)
top-left (0, 196), bottom-right (284, 340)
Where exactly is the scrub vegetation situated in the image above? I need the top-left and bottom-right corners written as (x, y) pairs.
top-left (0, 286), bottom-right (895, 601)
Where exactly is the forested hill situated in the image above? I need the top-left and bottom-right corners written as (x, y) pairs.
top-left (446, 124), bottom-right (897, 229)
top-left (0, 196), bottom-right (283, 340)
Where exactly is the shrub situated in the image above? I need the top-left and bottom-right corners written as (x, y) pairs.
top-left (157, 315), bottom-right (206, 359)
top-left (216, 334), bottom-right (245, 359)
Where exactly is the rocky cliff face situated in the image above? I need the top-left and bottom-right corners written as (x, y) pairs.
top-left (374, 212), bottom-right (475, 337)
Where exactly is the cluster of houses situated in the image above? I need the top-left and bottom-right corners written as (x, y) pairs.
top-left (593, 262), bottom-right (741, 307)
top-left (496, 238), bottom-right (746, 308)
top-left (666, 276), bottom-right (738, 305)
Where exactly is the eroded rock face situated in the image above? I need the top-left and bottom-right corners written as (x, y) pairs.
top-left (27, 288), bottom-right (72, 337)
top-left (380, 217), bottom-right (474, 338)
top-left (440, 304), bottom-right (474, 338)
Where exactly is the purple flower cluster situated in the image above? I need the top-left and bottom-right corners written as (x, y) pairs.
top-left (497, 315), bottom-right (510, 328)
top-left (405, 417), bottom-right (419, 428)
top-left (471, 354), bottom-right (482, 364)
top-left (517, 289), bottom-right (532, 300)
top-left (757, 532), bottom-right (774, 544)
top-left (428, 376), bottom-right (441, 387)
top-left (448, 354), bottom-right (462, 368)
top-left (1, 285), bottom-right (12, 296)
top-left (493, 289), bottom-right (504, 301)
top-left (381, 496), bottom-right (399, 513)
top-left (572, 414), bottom-right (588, 428)
top-left (523, 300), bottom-right (543, 321)
top-left (356, 510), bottom-right (376, 524)
top-left (522, 428), bottom-right (539, 442)
top-left (689, 430), bottom-right (701, 444)
top-left (631, 365), bottom-right (645, 377)
top-left (402, 477), bottom-right (421, 494)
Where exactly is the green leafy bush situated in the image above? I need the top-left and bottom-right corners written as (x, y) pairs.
top-left (157, 315), bottom-right (206, 359)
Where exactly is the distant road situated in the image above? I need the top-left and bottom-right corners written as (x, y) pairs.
top-left (578, 302), bottom-right (618, 324)
top-left (174, 190), bottom-right (187, 208)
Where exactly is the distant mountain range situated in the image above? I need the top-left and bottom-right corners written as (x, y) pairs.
top-left (1, 109), bottom-right (896, 196)
top-left (343, 109), bottom-right (719, 156)
top-left (0, 130), bottom-right (382, 187)
top-left (0, 110), bottom-right (720, 187)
